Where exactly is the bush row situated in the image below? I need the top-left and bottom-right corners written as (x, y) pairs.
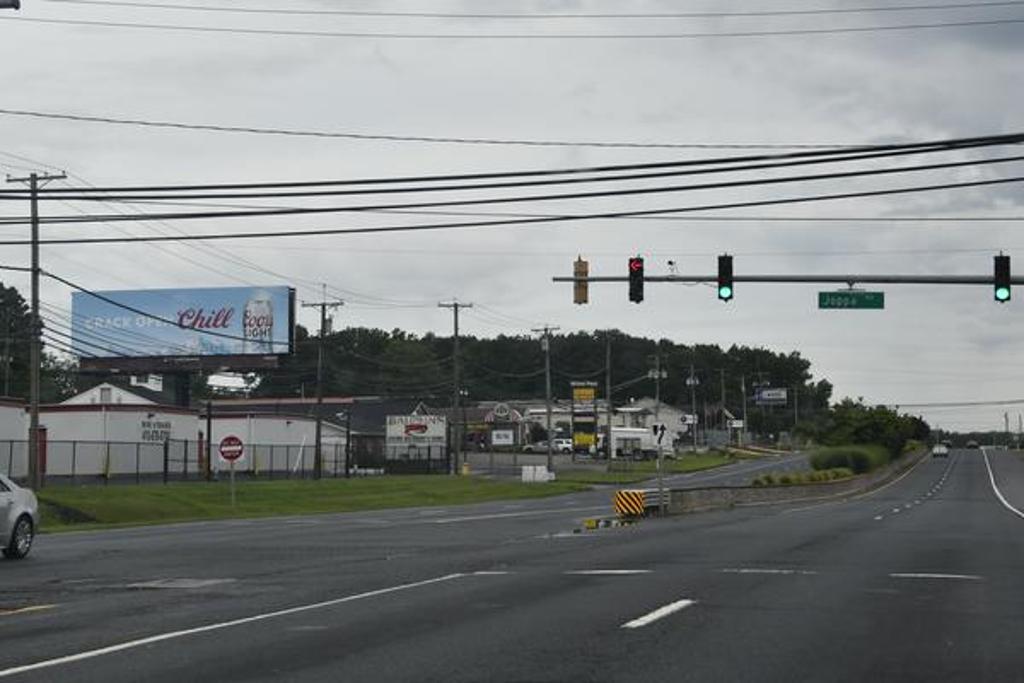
top-left (751, 467), bottom-right (853, 487)
top-left (809, 444), bottom-right (890, 474)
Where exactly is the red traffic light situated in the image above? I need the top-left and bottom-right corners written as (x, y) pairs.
top-left (629, 257), bottom-right (643, 272)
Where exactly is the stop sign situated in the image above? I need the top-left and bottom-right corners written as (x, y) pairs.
top-left (219, 435), bottom-right (244, 462)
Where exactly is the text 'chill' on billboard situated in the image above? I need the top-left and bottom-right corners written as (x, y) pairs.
top-left (70, 285), bottom-right (295, 372)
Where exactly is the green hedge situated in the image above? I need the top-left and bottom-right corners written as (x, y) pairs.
top-left (809, 444), bottom-right (890, 474)
top-left (751, 467), bottom-right (853, 487)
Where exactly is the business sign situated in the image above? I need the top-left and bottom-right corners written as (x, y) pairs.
top-left (71, 286), bottom-right (295, 371)
top-left (755, 388), bottom-right (789, 406)
top-left (729, 419), bottom-right (745, 429)
top-left (570, 381), bottom-right (598, 451)
top-left (491, 429), bottom-right (515, 447)
top-left (386, 415), bottom-right (448, 457)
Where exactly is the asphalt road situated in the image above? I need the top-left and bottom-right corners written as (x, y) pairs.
top-left (1, 449), bottom-right (1022, 682)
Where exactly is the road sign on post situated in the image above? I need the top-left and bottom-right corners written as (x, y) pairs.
top-left (818, 291), bottom-right (884, 309)
top-left (219, 435), bottom-right (244, 507)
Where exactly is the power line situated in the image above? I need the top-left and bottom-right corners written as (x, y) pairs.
top-left (5, 152), bottom-right (1023, 226)
top-left (2, 130), bottom-right (1019, 193)
top-left (39, 0), bottom-right (1024, 19)
top-left (4, 174), bottom-right (1023, 245)
top-left (5, 13), bottom-right (1024, 39)
top-left (13, 144), bottom-right (1022, 203)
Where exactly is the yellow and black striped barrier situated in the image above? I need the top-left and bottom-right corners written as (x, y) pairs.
top-left (614, 489), bottom-right (648, 517)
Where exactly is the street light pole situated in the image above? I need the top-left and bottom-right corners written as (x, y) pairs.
top-left (0, 1), bottom-right (21, 9)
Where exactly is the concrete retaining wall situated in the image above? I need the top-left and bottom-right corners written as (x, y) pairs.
top-left (665, 449), bottom-right (927, 514)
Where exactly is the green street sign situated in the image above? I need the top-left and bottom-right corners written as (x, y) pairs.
top-left (818, 291), bottom-right (885, 310)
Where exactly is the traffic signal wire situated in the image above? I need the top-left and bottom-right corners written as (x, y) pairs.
top-left (3, 174), bottom-right (1022, 245)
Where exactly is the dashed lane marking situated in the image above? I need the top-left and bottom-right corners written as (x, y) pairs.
top-left (719, 568), bottom-right (817, 575)
top-left (565, 569), bottom-right (652, 576)
top-left (874, 515), bottom-right (884, 521)
top-left (890, 573), bottom-right (982, 581)
top-left (0, 605), bottom-right (56, 617)
top-left (621, 598), bottom-right (697, 629)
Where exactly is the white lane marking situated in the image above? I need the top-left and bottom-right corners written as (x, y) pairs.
top-left (890, 573), bottom-right (982, 581)
top-left (472, 571), bottom-right (512, 576)
top-left (127, 578), bottom-right (235, 590)
top-left (0, 605), bottom-right (56, 617)
top-left (0, 573), bottom-right (468, 678)
top-left (621, 598), bottom-right (697, 629)
top-left (565, 569), bottom-right (652, 576)
top-left (903, 503), bottom-right (912, 509)
top-left (719, 568), bottom-right (816, 575)
top-left (891, 508), bottom-right (901, 513)
top-left (432, 506), bottom-right (607, 524)
top-left (873, 515), bottom-right (884, 521)
top-left (982, 448), bottom-right (1024, 520)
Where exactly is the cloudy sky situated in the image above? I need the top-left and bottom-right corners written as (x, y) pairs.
top-left (0, 0), bottom-right (1023, 431)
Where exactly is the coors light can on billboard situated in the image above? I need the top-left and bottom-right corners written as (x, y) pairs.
top-left (243, 292), bottom-right (274, 354)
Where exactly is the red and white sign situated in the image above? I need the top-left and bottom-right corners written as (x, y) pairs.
top-left (219, 435), bottom-right (245, 462)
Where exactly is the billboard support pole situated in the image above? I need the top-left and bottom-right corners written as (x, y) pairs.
top-left (6, 171), bottom-right (65, 490)
top-left (205, 401), bottom-right (213, 482)
top-left (302, 295), bottom-right (343, 481)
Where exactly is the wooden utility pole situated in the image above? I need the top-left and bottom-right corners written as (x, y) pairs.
top-left (440, 301), bottom-right (473, 474)
top-left (7, 171), bottom-right (66, 489)
top-left (302, 294), bottom-right (343, 479)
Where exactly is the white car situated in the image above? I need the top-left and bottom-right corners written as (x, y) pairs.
top-left (0, 474), bottom-right (38, 559)
top-left (553, 438), bottom-right (574, 453)
top-left (931, 444), bottom-right (950, 458)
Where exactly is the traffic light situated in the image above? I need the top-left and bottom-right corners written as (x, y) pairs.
top-left (717, 254), bottom-right (734, 301)
top-left (995, 254), bottom-right (1011, 303)
top-left (628, 256), bottom-right (644, 303)
top-left (573, 257), bottom-right (589, 305)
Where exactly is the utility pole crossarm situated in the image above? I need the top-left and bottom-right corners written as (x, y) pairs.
top-left (554, 274), bottom-right (1024, 285)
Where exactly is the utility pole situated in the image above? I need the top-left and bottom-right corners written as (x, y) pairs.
top-left (1005, 411), bottom-right (1011, 449)
top-left (741, 375), bottom-right (749, 447)
top-left (605, 332), bottom-right (612, 459)
top-left (688, 363), bottom-right (698, 452)
top-left (302, 293), bottom-right (343, 480)
top-left (441, 300), bottom-right (473, 474)
top-left (719, 368), bottom-right (727, 431)
top-left (532, 325), bottom-right (559, 472)
top-left (7, 171), bottom-right (65, 490)
top-left (2, 307), bottom-right (10, 398)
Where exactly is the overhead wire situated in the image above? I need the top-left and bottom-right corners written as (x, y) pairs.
top-left (4, 174), bottom-right (1022, 245)
top-left (5, 14), bottom-right (1024, 40)
top-left (38, 0), bottom-right (1024, 19)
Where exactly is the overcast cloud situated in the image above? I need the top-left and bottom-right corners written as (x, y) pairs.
top-left (1, 0), bottom-right (1023, 431)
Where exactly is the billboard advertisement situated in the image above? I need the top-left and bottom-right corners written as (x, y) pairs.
top-left (755, 388), bottom-right (789, 406)
top-left (71, 286), bottom-right (294, 371)
top-left (386, 415), bottom-right (448, 459)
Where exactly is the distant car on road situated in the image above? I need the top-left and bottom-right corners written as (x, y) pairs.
top-left (522, 439), bottom-right (574, 454)
top-left (966, 440), bottom-right (980, 449)
top-left (931, 444), bottom-right (949, 458)
top-left (0, 473), bottom-right (37, 560)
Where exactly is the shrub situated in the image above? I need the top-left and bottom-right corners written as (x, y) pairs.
top-left (810, 445), bottom-right (889, 474)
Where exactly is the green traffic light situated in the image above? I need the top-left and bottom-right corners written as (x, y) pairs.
top-left (718, 286), bottom-right (733, 300)
top-left (996, 286), bottom-right (1011, 302)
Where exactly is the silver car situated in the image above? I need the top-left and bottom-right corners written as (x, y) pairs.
top-left (0, 473), bottom-right (37, 559)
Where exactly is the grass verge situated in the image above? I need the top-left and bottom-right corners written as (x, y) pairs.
top-left (557, 453), bottom-right (734, 485)
top-left (37, 476), bottom-right (591, 533)
top-left (809, 444), bottom-right (890, 474)
top-left (751, 467), bottom-right (853, 487)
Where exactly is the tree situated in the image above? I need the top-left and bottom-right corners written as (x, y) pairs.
top-left (0, 282), bottom-right (31, 398)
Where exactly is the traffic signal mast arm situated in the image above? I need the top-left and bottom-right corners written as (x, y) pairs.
top-left (556, 273), bottom-right (1021, 285)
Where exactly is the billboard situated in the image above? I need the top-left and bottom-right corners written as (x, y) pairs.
top-left (755, 388), bottom-right (789, 406)
top-left (71, 286), bottom-right (294, 372)
top-left (386, 415), bottom-right (448, 459)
